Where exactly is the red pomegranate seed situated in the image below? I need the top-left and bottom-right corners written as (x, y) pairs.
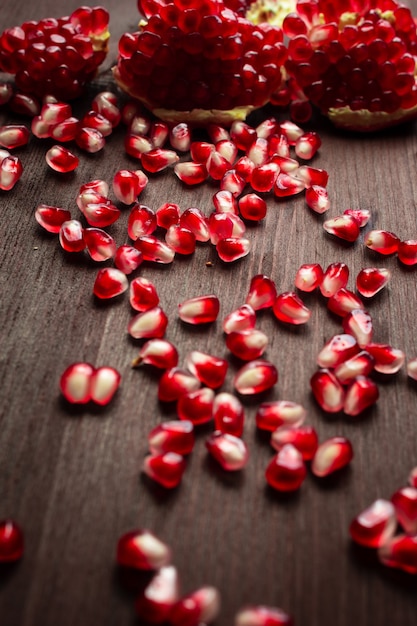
top-left (113, 169), bottom-right (148, 205)
top-left (128, 205), bottom-right (157, 240)
top-left (75, 127), bottom-right (105, 153)
top-left (93, 268), bottom-right (128, 299)
top-left (60, 362), bottom-right (95, 404)
top-left (156, 202), bottom-right (180, 230)
top-left (125, 133), bottom-right (153, 158)
top-left (407, 358), bottom-right (417, 381)
top-left (206, 431), bottom-right (249, 471)
top-left (274, 172), bottom-right (305, 198)
top-left (150, 121), bottom-right (169, 148)
top-left (294, 165), bottom-right (329, 187)
top-left (365, 343), bottom-right (405, 375)
top-left (217, 237), bottom-right (251, 262)
top-left (268, 132), bottom-right (290, 158)
top-left (207, 124), bottom-right (230, 144)
top-left (165, 225), bottom-right (196, 255)
top-left (130, 277), bottom-right (159, 312)
top-left (129, 114), bottom-right (151, 137)
top-left (132, 339), bottom-right (178, 370)
top-left (81, 111), bottom-right (113, 137)
top-left (378, 534), bottom-right (417, 574)
top-left (0, 154), bottom-right (23, 190)
top-left (116, 529), bottom-right (171, 570)
top-left (310, 369), bottom-right (345, 413)
top-left (190, 141), bottom-right (214, 162)
top-left (233, 360), bottom-right (278, 395)
top-left (31, 116), bottom-right (54, 139)
top-left (175, 161), bottom-right (208, 185)
top-left (0, 124), bottom-right (29, 149)
top-left (178, 207), bottom-right (209, 242)
top-left (271, 424), bottom-right (319, 461)
top-left (170, 586), bottom-right (220, 626)
top-left (279, 120), bottom-right (304, 145)
top-left (344, 376), bottom-right (379, 416)
top-left (295, 131), bottom-right (321, 160)
top-left (46, 145), bottom-right (79, 173)
top-left (0, 520), bottom-right (24, 563)
top-left (223, 304), bottom-right (256, 334)
top-left (114, 245), bottom-right (143, 274)
top-left (256, 401), bottom-right (306, 432)
top-left (398, 239), bottom-right (417, 266)
top-left (226, 329), bottom-right (268, 361)
top-left (356, 267), bottom-right (391, 298)
top-left (128, 306), bottom-right (168, 340)
top-left (256, 117), bottom-right (279, 139)
top-left (273, 292), bottom-right (311, 325)
top-left (77, 190), bottom-right (110, 213)
top-left (409, 467), bottom-right (417, 488)
top-left (334, 351), bottom-right (375, 384)
top-left (317, 334), bottom-right (359, 368)
top-left (327, 289), bottom-right (365, 317)
top-left (343, 309), bottom-right (373, 348)
top-left (366, 230), bottom-right (400, 255)
top-left (220, 169), bottom-right (246, 197)
top-left (235, 156), bottom-right (256, 182)
top-left (148, 420), bottom-right (195, 456)
top-left (82, 202), bottom-right (121, 228)
top-left (391, 487), bottom-right (417, 535)
top-left (230, 120), bottom-right (257, 151)
top-left (349, 499), bottom-right (397, 548)
top-left (320, 262), bottom-right (349, 297)
top-left (92, 91), bottom-right (121, 128)
top-left (249, 163), bottom-right (279, 193)
top-left (177, 388), bottom-right (215, 425)
top-left (265, 444), bottom-right (307, 492)
top-left (35, 204), bottom-right (71, 234)
top-left (90, 366), bottom-right (121, 405)
top-left (59, 219), bottom-right (85, 253)
top-left (40, 102), bottom-right (71, 124)
top-left (83, 228), bottom-right (116, 262)
top-left (51, 117), bottom-right (80, 143)
top-left (238, 193), bottom-right (267, 221)
top-left (206, 151), bottom-right (229, 180)
top-left (168, 123), bottom-right (191, 152)
top-left (311, 436), bottom-right (353, 478)
top-left (208, 212), bottom-right (246, 245)
top-left (295, 263), bottom-right (323, 291)
top-left (142, 148), bottom-right (179, 173)
top-left (344, 208), bottom-right (371, 228)
top-left (305, 185), bottom-right (330, 213)
top-left (246, 274), bottom-right (277, 310)
top-left (185, 351), bottom-right (228, 389)
top-left (212, 392), bottom-right (245, 437)
top-left (143, 452), bottom-right (186, 489)
top-left (158, 367), bottom-right (200, 403)
top-left (215, 139), bottom-right (238, 165)
top-left (80, 179), bottom-right (109, 197)
top-left (212, 189), bottom-right (239, 214)
top-left (270, 155), bottom-right (298, 173)
top-left (10, 93), bottom-right (40, 117)
top-left (247, 137), bottom-right (269, 166)
top-left (134, 236), bottom-right (175, 264)
top-left (323, 215), bottom-right (360, 243)
top-left (178, 295), bottom-right (220, 325)
top-left (235, 605), bottom-right (293, 626)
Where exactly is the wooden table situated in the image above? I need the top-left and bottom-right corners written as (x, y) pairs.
top-left (1, 1), bottom-right (416, 625)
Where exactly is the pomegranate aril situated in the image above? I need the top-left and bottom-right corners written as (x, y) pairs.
top-left (294, 165), bottom-right (329, 187)
top-left (391, 487), bottom-right (417, 535)
top-left (256, 401), bottom-right (306, 432)
top-left (344, 209), bottom-right (371, 228)
top-left (130, 277), bottom-right (159, 312)
top-left (142, 148), bottom-right (179, 173)
top-left (238, 193), bottom-right (267, 221)
top-left (209, 212), bottom-right (246, 245)
top-left (206, 151), bottom-right (229, 181)
top-left (320, 262), bottom-right (349, 297)
top-left (344, 376), bottom-right (379, 416)
top-left (135, 565), bottom-right (180, 619)
top-left (77, 190), bottom-right (110, 212)
top-left (323, 215), bottom-right (361, 243)
top-left (378, 534), bottom-right (417, 575)
top-left (93, 268), bottom-right (128, 299)
top-left (223, 304), bottom-right (256, 334)
top-left (92, 91), bottom-right (121, 128)
top-left (80, 179), bottom-right (109, 197)
top-left (156, 202), bottom-right (180, 230)
top-left (247, 137), bottom-right (269, 166)
top-left (132, 339), bottom-right (178, 370)
top-left (356, 267), bottom-right (391, 298)
top-left (179, 207), bottom-right (210, 242)
top-left (366, 343), bottom-right (405, 375)
top-left (217, 237), bottom-right (251, 262)
top-left (10, 93), bottom-right (40, 117)
top-left (40, 102), bottom-right (72, 125)
top-left (270, 155), bottom-right (298, 173)
top-left (0, 83), bottom-right (13, 106)
top-left (46, 145), bottom-right (79, 173)
top-left (177, 388), bottom-right (215, 425)
top-left (0, 124), bottom-right (29, 149)
top-left (31, 116), bottom-right (54, 139)
top-left (279, 120), bottom-right (304, 145)
top-left (274, 172), bottom-right (305, 198)
top-left (75, 127), bottom-right (105, 153)
top-left (51, 117), bottom-right (80, 143)
top-left (0, 520), bottom-right (24, 563)
top-left (113, 169), bottom-right (148, 205)
top-left (246, 274), bottom-right (277, 310)
top-left (190, 141), bottom-right (214, 163)
top-left (170, 586), bottom-right (220, 626)
top-left (226, 329), bottom-right (268, 361)
top-left (114, 245), bottom-right (143, 275)
top-left (81, 111), bottom-right (113, 137)
top-left (82, 202), bottom-right (121, 228)
top-left (148, 420), bottom-right (195, 456)
top-left (60, 362), bottom-right (94, 404)
top-left (327, 288), bottom-right (365, 317)
top-left (185, 351), bottom-right (228, 389)
top-left (125, 133), bottom-right (153, 158)
top-left (158, 367), bottom-right (200, 403)
top-left (128, 306), bottom-right (168, 340)
top-left (249, 163), bottom-right (279, 193)
top-left (84, 228), bottom-right (116, 262)
top-left (165, 225), bottom-right (196, 255)
top-left (311, 436), bottom-right (353, 478)
top-left (234, 360), bottom-right (278, 395)
top-left (271, 424), bottom-right (318, 461)
top-left (235, 605), bottom-right (293, 626)
top-left (134, 236), bottom-right (175, 264)
top-left (295, 263), bottom-right (323, 291)
top-left (265, 444), bottom-right (307, 492)
top-left (349, 499), bottom-right (397, 548)
top-left (366, 230), bottom-right (400, 255)
top-left (128, 205), bottom-right (157, 240)
top-left (273, 292), bottom-right (311, 325)
top-left (59, 220), bottom-right (85, 253)
top-left (398, 239), bottom-right (417, 266)
top-left (213, 190), bottom-right (239, 215)
top-left (90, 366), bottom-right (121, 405)
top-left (143, 452), bottom-right (186, 489)
top-left (343, 309), bottom-right (373, 348)
top-left (207, 125), bottom-right (230, 144)
top-left (116, 529), bottom-right (172, 570)
top-left (175, 162), bottom-right (208, 185)
top-left (334, 351), bottom-right (375, 385)
top-left (35, 204), bottom-right (71, 234)
top-left (295, 131), bottom-right (321, 160)
top-left (129, 114), bottom-right (151, 137)
top-left (0, 154), bottom-right (23, 190)
top-left (407, 358), bottom-right (417, 381)
top-left (230, 120), bottom-right (257, 151)
top-left (310, 369), bottom-right (345, 413)
top-left (317, 334), bottom-right (359, 368)
top-left (170, 123), bottom-right (191, 152)
top-left (213, 392), bottom-right (245, 437)
top-left (178, 295), bottom-right (220, 325)
top-left (206, 431), bottom-right (249, 471)
top-left (305, 185), bottom-right (330, 213)
top-left (220, 169), bottom-right (246, 197)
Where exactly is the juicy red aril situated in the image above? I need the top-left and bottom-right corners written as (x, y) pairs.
top-left (135, 565), bottom-right (180, 620)
top-left (134, 236), bottom-right (175, 264)
top-left (206, 151), bottom-right (229, 181)
top-left (234, 360), bottom-right (278, 395)
top-left (274, 172), bottom-right (305, 198)
top-left (235, 605), bottom-right (293, 626)
top-left (59, 220), bottom-right (85, 253)
top-left (132, 339), bottom-right (178, 370)
top-left (349, 499), bottom-right (397, 548)
top-left (84, 228), bottom-right (116, 262)
top-left (90, 366), bottom-right (121, 406)
top-left (246, 274), bottom-right (277, 310)
top-left (79, 179), bottom-right (109, 197)
top-left (0, 520), bottom-right (24, 563)
top-left (249, 163), bottom-right (279, 193)
top-left (208, 212), bottom-right (246, 245)
top-left (60, 362), bottom-right (95, 404)
top-left (279, 120), bottom-right (304, 145)
top-left (75, 127), bottom-right (105, 153)
top-left (130, 113), bottom-right (151, 137)
top-left (391, 487), bottom-right (417, 535)
top-left (177, 388), bottom-right (215, 425)
top-left (270, 155), bottom-right (298, 173)
top-left (295, 131), bottom-right (321, 160)
top-left (311, 436), bottom-right (353, 478)
top-left (256, 401), bottom-right (306, 431)
top-left (128, 306), bottom-right (168, 340)
top-left (185, 351), bottom-right (228, 389)
top-left (271, 424), bottom-right (319, 461)
top-left (273, 292), bottom-right (311, 325)
top-left (46, 145), bottom-right (79, 173)
top-left (213, 392), bottom-right (245, 437)
top-left (366, 343), bottom-right (405, 375)
top-left (206, 431), bottom-right (249, 471)
top-left (305, 185), bottom-right (330, 214)
top-left (378, 535), bottom-right (417, 575)
top-left (334, 351), bottom-right (375, 385)
top-left (175, 162), bottom-right (208, 185)
top-left (142, 149), bottom-right (179, 173)
top-left (77, 189), bottom-right (109, 212)
top-left (113, 169), bottom-right (148, 205)
top-left (9, 93), bottom-right (40, 117)
top-left (92, 91), bottom-right (121, 128)
top-left (40, 102), bottom-right (72, 124)
top-left (190, 141), bottom-right (214, 163)
top-left (32, 116), bottom-right (54, 139)
top-left (238, 193), bottom-right (267, 221)
top-left (344, 209), bottom-right (371, 228)
top-left (230, 120), bottom-right (257, 151)
top-left (128, 205), bottom-right (157, 240)
top-left (217, 237), bottom-right (251, 262)
top-left (35, 205), bottom-right (71, 234)
top-left (247, 137), bottom-right (269, 166)
top-left (265, 444), bottom-right (307, 492)
top-left (125, 133), bottom-right (153, 158)
top-left (398, 239), bottom-right (417, 266)
top-left (130, 277), bottom-right (159, 312)
top-left (116, 529), bottom-right (172, 570)
top-left (51, 117), bottom-right (80, 142)
top-left (0, 124), bottom-right (29, 149)
top-left (216, 139), bottom-right (238, 166)
top-left (320, 262), bottom-right (349, 297)
top-left (295, 263), bottom-right (323, 291)
top-left (114, 245), bottom-right (143, 275)
top-left (408, 358), bottom-right (417, 381)
top-left (81, 202), bottom-right (121, 228)
top-left (143, 452), bottom-right (186, 489)
top-left (343, 309), bottom-right (373, 348)
top-left (156, 202), bottom-right (180, 230)
top-left (179, 207), bottom-right (210, 242)
top-left (82, 111), bottom-right (113, 137)
top-left (165, 225), bottom-right (196, 255)
top-left (170, 123), bottom-right (191, 153)
top-left (323, 215), bottom-right (360, 243)
top-left (310, 369), bottom-right (345, 413)
top-left (0, 154), bottom-right (23, 190)
top-left (158, 367), bottom-right (200, 403)
top-left (148, 420), bottom-right (195, 456)
top-left (226, 329), bottom-right (268, 361)
top-left (178, 295), bottom-right (220, 325)
top-left (212, 189), bottom-right (238, 215)
top-left (223, 304), bottom-right (256, 334)
top-left (366, 230), bottom-right (400, 255)
top-left (220, 169), bottom-right (246, 197)
top-left (170, 586), bottom-right (220, 626)
top-left (93, 268), bottom-right (128, 299)
top-left (317, 334), bottom-right (359, 368)
top-left (256, 117), bottom-right (279, 139)
top-left (356, 267), bottom-right (391, 298)
top-left (344, 376), bottom-right (379, 416)
top-left (327, 288), bottom-right (365, 317)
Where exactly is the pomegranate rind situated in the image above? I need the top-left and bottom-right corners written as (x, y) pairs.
top-left (328, 104), bottom-right (417, 132)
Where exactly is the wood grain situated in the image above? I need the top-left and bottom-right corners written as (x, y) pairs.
top-left (0, 1), bottom-right (416, 625)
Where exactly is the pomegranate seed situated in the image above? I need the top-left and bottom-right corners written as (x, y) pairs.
top-left (279, 120), bottom-right (304, 144)
top-left (212, 190), bottom-right (239, 214)
top-left (92, 91), bottom-right (121, 127)
top-left (217, 237), bottom-right (251, 262)
top-left (177, 388), bottom-right (215, 425)
top-left (215, 139), bottom-right (238, 165)
top-left (256, 401), bottom-right (306, 431)
top-left (129, 114), bottom-right (151, 137)
top-left (220, 169), bottom-right (246, 197)
top-left (295, 131), bottom-right (321, 160)
top-left (311, 436), bottom-right (353, 478)
top-left (148, 420), bottom-right (195, 456)
top-left (246, 137), bottom-right (268, 166)
top-left (233, 360), bottom-right (278, 395)
top-left (150, 121), bottom-right (169, 148)
top-left (0, 124), bottom-right (29, 149)
top-left (391, 487), bottom-right (417, 535)
top-left (265, 444), bottom-right (307, 492)
top-left (10, 93), bottom-right (40, 117)
top-left (46, 145), bottom-right (79, 173)
top-left (0, 83), bottom-right (13, 106)
top-left (230, 120), bottom-right (257, 151)
top-left (83, 228), bottom-right (116, 262)
top-left (179, 207), bottom-right (209, 242)
top-left (166, 225), bottom-right (196, 255)
top-left (349, 499), bottom-right (397, 548)
top-left (143, 452), bottom-right (186, 489)
top-left (40, 102), bottom-right (71, 124)
top-left (270, 156), bottom-right (297, 175)
top-left (156, 203), bottom-right (180, 229)
top-left (206, 151), bottom-right (229, 181)
top-left (334, 351), bottom-right (375, 385)
top-left (271, 424), bottom-right (318, 461)
top-left (185, 351), bottom-right (228, 389)
top-left (238, 193), bottom-right (267, 221)
top-left (113, 169), bottom-right (148, 205)
top-left (294, 165), bottom-right (329, 187)
top-left (246, 274), bottom-right (277, 310)
top-left (273, 292), bottom-right (311, 325)
top-left (407, 358), bottom-right (417, 381)
top-left (158, 367), bottom-right (200, 402)
top-left (295, 263), bottom-right (323, 291)
top-left (170, 586), bottom-right (221, 626)
top-left (114, 245), bottom-right (143, 274)
top-left (226, 329), bottom-right (268, 361)
top-left (132, 339), bottom-right (178, 370)
top-left (80, 179), bottom-right (109, 197)
top-left (142, 148), bottom-right (179, 173)
top-left (135, 565), bottom-right (180, 619)
top-left (398, 239), bottom-right (417, 266)
top-left (223, 304), bottom-right (256, 334)
top-left (175, 161), bottom-right (207, 185)
top-left (209, 212), bottom-right (246, 245)
top-left (130, 277), bottom-right (159, 312)
top-left (310, 369), bottom-right (345, 413)
top-left (327, 288), bottom-right (365, 317)
top-left (343, 309), bottom-right (373, 348)
top-left (409, 467), bottom-right (417, 488)
top-left (190, 141), bottom-right (214, 162)
top-left (125, 133), bottom-right (153, 158)
top-left (128, 306), bottom-right (168, 340)
top-left (274, 172), bottom-right (305, 198)
top-left (134, 236), bottom-right (175, 264)
top-left (59, 220), bottom-right (85, 253)
top-left (378, 534), bottom-right (417, 575)
top-left (0, 154), bottom-right (23, 190)
top-left (178, 295), bottom-right (220, 325)
top-left (128, 205), bottom-right (157, 240)
top-left (90, 366), bottom-right (121, 406)
top-left (75, 127), bottom-right (105, 153)
top-left (60, 362), bottom-right (95, 404)
top-left (0, 520), bottom-right (24, 563)
top-left (305, 185), bottom-right (330, 213)
top-left (35, 204), bottom-right (71, 234)
top-left (207, 124), bottom-right (230, 144)
top-left (206, 431), bottom-right (249, 471)
top-left (356, 267), bottom-right (391, 298)
top-left (77, 190), bottom-right (110, 213)
top-left (366, 229), bottom-right (400, 255)
top-left (82, 202), bottom-right (121, 228)
top-left (323, 215), bottom-right (360, 243)
top-left (320, 262), bottom-right (349, 297)
top-left (344, 208), bottom-right (371, 228)
top-left (116, 529), bottom-right (171, 570)
top-left (81, 111), bottom-right (113, 137)
top-left (213, 392), bottom-right (245, 437)
top-left (51, 117), bottom-right (80, 143)
top-left (31, 116), bottom-right (54, 139)
top-left (235, 605), bottom-right (293, 626)
top-left (249, 163), bottom-right (279, 193)
top-left (317, 334), bottom-right (359, 368)
top-left (93, 268), bottom-right (128, 299)
top-left (235, 156), bottom-right (256, 182)
top-left (365, 343), bottom-right (405, 374)
top-left (344, 376), bottom-right (379, 416)
top-left (256, 117), bottom-right (279, 139)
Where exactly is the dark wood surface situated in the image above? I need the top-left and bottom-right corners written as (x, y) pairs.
top-left (1, 1), bottom-right (417, 625)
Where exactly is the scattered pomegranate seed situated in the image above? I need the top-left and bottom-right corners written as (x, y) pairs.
top-left (46, 145), bottom-right (79, 173)
top-left (295, 263), bottom-right (323, 292)
top-left (128, 306), bottom-right (168, 340)
top-left (84, 228), bottom-right (117, 262)
top-left (175, 162), bottom-right (208, 185)
top-left (116, 529), bottom-right (172, 570)
top-left (233, 360), bottom-right (278, 395)
top-left (125, 133), bottom-right (153, 158)
top-left (0, 154), bottom-right (23, 190)
top-left (334, 351), bottom-right (375, 385)
top-left (391, 487), bottom-right (417, 535)
top-left (327, 288), bottom-right (365, 317)
top-left (238, 193), bottom-right (267, 221)
top-left (132, 339), bottom-right (178, 370)
top-left (206, 431), bottom-right (249, 471)
top-left (9, 93), bottom-right (40, 117)
top-left (82, 111), bottom-right (113, 137)
top-left (156, 203), bottom-right (180, 230)
top-left (310, 369), bottom-right (345, 413)
top-left (165, 225), bottom-right (196, 255)
top-left (293, 165), bottom-right (328, 187)
top-left (59, 362), bottom-right (95, 404)
top-left (271, 424), bottom-right (319, 461)
top-left (320, 262), bottom-right (349, 297)
top-left (344, 376), bottom-right (379, 417)
top-left (407, 358), bottom-right (417, 381)
top-left (235, 605), bottom-right (293, 626)
top-left (311, 436), bottom-right (354, 478)
top-left (378, 534), bottom-right (417, 575)
top-left (190, 141), bottom-right (214, 163)
top-left (344, 209), bottom-right (371, 228)
top-left (75, 127), bottom-right (105, 153)
top-left (265, 444), bottom-right (307, 492)
top-left (93, 268), bottom-right (128, 299)
top-left (256, 401), bottom-right (306, 432)
top-left (398, 239), bottom-right (417, 266)
top-left (90, 366), bottom-right (121, 406)
top-left (305, 185), bottom-right (330, 214)
top-left (209, 212), bottom-right (246, 245)
top-left (92, 91), bottom-right (121, 128)
top-left (273, 291), bottom-right (311, 325)
top-left (349, 499), bottom-right (397, 548)
top-left (158, 367), bottom-right (200, 403)
top-left (226, 328), bottom-right (269, 361)
top-left (230, 121), bottom-right (257, 151)
top-left (207, 125), bottom-right (230, 145)
top-left (114, 245), bottom-right (143, 275)
top-left (366, 230), bottom-right (400, 255)
top-left (343, 309), bottom-right (373, 348)
top-left (185, 351), bottom-right (228, 389)
top-left (134, 236), bottom-right (175, 264)
top-left (356, 267), bottom-right (391, 298)
top-left (223, 304), bottom-right (256, 335)
top-left (178, 295), bottom-right (220, 325)
top-left (212, 190), bottom-right (239, 215)
top-left (250, 163), bottom-right (279, 193)
top-left (220, 169), bottom-right (246, 197)
top-left (207, 151), bottom-right (229, 181)
top-left (135, 565), bottom-right (180, 619)
top-left (212, 392), bottom-right (245, 437)
top-left (59, 219), bottom-right (85, 253)
top-left (179, 207), bottom-right (210, 242)
top-left (113, 169), bottom-right (148, 205)
top-left (150, 121), bottom-right (169, 148)
top-left (148, 420), bottom-right (195, 456)
top-left (142, 149), bottom-right (179, 174)
top-left (35, 205), bottom-right (71, 234)
top-left (177, 388), bottom-right (215, 425)
top-left (0, 83), bottom-right (13, 106)
top-left (169, 123), bottom-right (191, 153)
top-left (365, 343), bottom-right (405, 375)
top-left (82, 202), bottom-right (121, 228)
top-left (274, 172), bottom-right (305, 198)
top-left (51, 117), bottom-right (80, 143)
top-left (0, 520), bottom-right (24, 563)
top-left (246, 274), bottom-right (277, 311)
top-left (128, 205), bottom-right (157, 240)
top-left (40, 102), bottom-right (72, 125)
top-left (0, 124), bottom-right (29, 149)
top-left (323, 215), bottom-right (361, 243)
top-left (130, 277), bottom-right (159, 312)
top-left (142, 453), bottom-right (186, 489)
top-left (80, 179), bottom-right (109, 197)
top-left (170, 586), bottom-right (221, 626)
top-left (317, 334), bottom-right (359, 369)
top-left (295, 131), bottom-right (322, 160)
